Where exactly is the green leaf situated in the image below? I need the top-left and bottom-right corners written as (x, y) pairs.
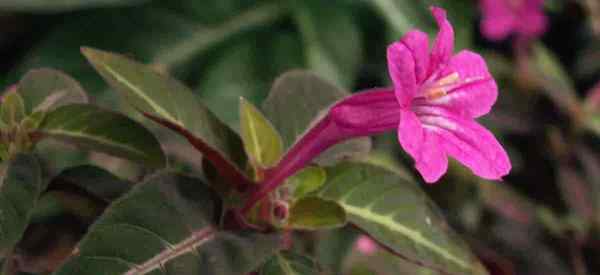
top-left (0, 0), bottom-right (147, 12)
top-left (53, 172), bottom-right (282, 275)
top-left (49, 165), bottom-right (133, 203)
top-left (260, 252), bottom-right (322, 275)
top-left (287, 197), bottom-right (346, 230)
top-left (240, 98), bottom-right (284, 168)
top-left (292, 0), bottom-right (363, 88)
top-left (289, 166), bottom-right (327, 199)
top-left (81, 47), bottom-right (245, 169)
top-left (263, 71), bottom-right (371, 165)
top-left (38, 104), bottom-right (165, 167)
top-left (0, 154), bottom-right (42, 256)
top-left (17, 69), bottom-right (88, 115)
top-left (319, 163), bottom-right (488, 275)
top-left (1, 92), bottom-right (26, 126)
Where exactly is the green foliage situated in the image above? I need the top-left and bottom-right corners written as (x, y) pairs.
top-left (54, 172), bottom-right (281, 275)
top-left (288, 166), bottom-right (327, 199)
top-left (0, 154), bottom-right (42, 256)
top-left (38, 104), bottom-right (165, 167)
top-left (260, 252), bottom-right (322, 275)
top-left (0, 0), bottom-right (147, 12)
top-left (320, 163), bottom-right (488, 275)
top-left (17, 69), bottom-right (88, 115)
top-left (0, 92), bottom-right (26, 127)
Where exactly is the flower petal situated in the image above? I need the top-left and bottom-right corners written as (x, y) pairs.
top-left (400, 30), bottom-right (430, 83)
top-left (427, 50), bottom-right (498, 118)
top-left (429, 7), bottom-right (454, 73)
top-left (518, 9), bottom-right (548, 38)
top-left (387, 42), bottom-right (417, 107)
top-left (398, 109), bottom-right (448, 183)
top-left (416, 106), bottom-right (511, 180)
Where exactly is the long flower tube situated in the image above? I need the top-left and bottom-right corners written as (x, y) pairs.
top-left (242, 6), bottom-right (511, 214)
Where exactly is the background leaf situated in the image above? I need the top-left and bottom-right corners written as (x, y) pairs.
top-left (288, 166), bottom-right (326, 199)
top-left (260, 252), bottom-right (322, 275)
top-left (262, 70), bottom-right (371, 165)
top-left (0, 154), bottom-right (42, 256)
top-left (319, 163), bottom-right (488, 275)
top-left (38, 104), bottom-right (165, 167)
top-left (0, 0), bottom-right (148, 12)
top-left (292, 0), bottom-right (363, 88)
top-left (54, 172), bottom-right (281, 275)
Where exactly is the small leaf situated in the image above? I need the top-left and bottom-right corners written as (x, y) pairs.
top-left (53, 172), bottom-right (281, 275)
top-left (287, 197), bottom-right (346, 230)
top-left (0, 154), bottom-right (42, 256)
top-left (17, 69), bottom-right (88, 114)
top-left (289, 166), bottom-right (327, 199)
top-left (263, 71), bottom-right (371, 165)
top-left (320, 163), bottom-right (488, 275)
top-left (49, 165), bottom-right (133, 203)
top-left (38, 104), bottom-right (165, 167)
top-left (239, 98), bottom-right (284, 168)
top-left (1, 92), bottom-right (26, 126)
top-left (260, 252), bottom-right (322, 275)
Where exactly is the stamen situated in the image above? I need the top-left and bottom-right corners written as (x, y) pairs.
top-left (424, 72), bottom-right (460, 100)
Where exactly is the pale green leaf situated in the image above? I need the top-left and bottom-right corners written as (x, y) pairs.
top-left (288, 166), bottom-right (327, 199)
top-left (17, 69), bottom-right (88, 114)
top-left (240, 98), bottom-right (283, 168)
top-left (0, 92), bottom-right (26, 126)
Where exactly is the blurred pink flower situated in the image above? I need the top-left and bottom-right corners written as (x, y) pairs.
top-left (479, 0), bottom-right (548, 41)
top-left (355, 235), bottom-right (378, 256)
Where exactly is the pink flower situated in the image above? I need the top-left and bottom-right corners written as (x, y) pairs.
top-left (242, 7), bottom-right (511, 213)
top-left (385, 7), bottom-right (511, 182)
top-left (479, 0), bottom-right (548, 41)
top-left (355, 235), bottom-right (378, 256)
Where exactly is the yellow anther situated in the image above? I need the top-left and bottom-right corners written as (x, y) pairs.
top-left (437, 72), bottom-right (460, 86)
top-left (425, 87), bottom-right (447, 100)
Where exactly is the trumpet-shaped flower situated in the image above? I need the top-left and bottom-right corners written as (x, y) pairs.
top-left (479, 0), bottom-right (548, 41)
top-left (242, 7), bottom-right (511, 213)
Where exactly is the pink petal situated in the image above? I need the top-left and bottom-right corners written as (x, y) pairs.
top-left (432, 50), bottom-right (498, 118)
top-left (400, 30), bottom-right (430, 83)
top-left (398, 109), bottom-right (448, 183)
top-left (387, 43), bottom-right (417, 107)
top-left (415, 106), bottom-right (511, 180)
top-left (355, 235), bottom-right (378, 255)
top-left (429, 7), bottom-right (454, 74)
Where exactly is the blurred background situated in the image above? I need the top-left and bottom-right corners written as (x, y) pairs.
top-left (1, 0), bottom-right (600, 274)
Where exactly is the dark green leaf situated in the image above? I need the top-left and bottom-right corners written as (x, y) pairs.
top-left (53, 172), bottom-right (281, 275)
top-left (315, 227), bottom-right (357, 273)
top-left (38, 104), bottom-right (165, 167)
top-left (240, 98), bottom-right (284, 168)
top-left (17, 69), bottom-right (88, 115)
top-left (319, 163), bottom-right (488, 275)
top-left (292, 0), bottom-right (363, 88)
top-left (81, 48), bottom-right (245, 169)
top-left (0, 0), bottom-right (147, 12)
top-left (288, 197), bottom-right (346, 230)
top-left (49, 165), bottom-right (133, 203)
top-left (263, 71), bottom-right (371, 165)
top-left (0, 154), bottom-right (42, 256)
top-left (260, 252), bottom-right (322, 275)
